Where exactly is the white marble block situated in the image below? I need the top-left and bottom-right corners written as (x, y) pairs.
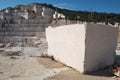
top-left (46, 23), bottom-right (118, 73)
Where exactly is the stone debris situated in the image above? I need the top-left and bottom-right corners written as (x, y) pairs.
top-left (3, 51), bottom-right (21, 56)
top-left (111, 64), bottom-right (120, 77)
top-left (0, 43), bottom-right (5, 48)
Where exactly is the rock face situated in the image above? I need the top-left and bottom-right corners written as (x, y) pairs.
top-left (46, 23), bottom-right (118, 73)
top-left (0, 3), bottom-right (54, 44)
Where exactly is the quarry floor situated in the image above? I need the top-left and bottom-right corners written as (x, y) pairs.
top-left (0, 47), bottom-right (119, 80)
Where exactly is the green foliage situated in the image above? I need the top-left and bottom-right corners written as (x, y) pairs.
top-left (42, 3), bottom-right (120, 23)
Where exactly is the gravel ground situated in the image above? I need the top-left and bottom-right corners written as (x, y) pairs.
top-left (0, 52), bottom-right (68, 80)
top-left (0, 47), bottom-right (119, 80)
top-left (44, 69), bottom-right (115, 80)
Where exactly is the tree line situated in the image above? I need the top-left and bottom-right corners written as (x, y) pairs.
top-left (42, 3), bottom-right (120, 24)
top-left (2, 3), bottom-right (120, 24)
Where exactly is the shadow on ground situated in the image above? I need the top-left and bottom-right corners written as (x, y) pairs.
top-left (37, 57), bottom-right (66, 69)
top-left (85, 68), bottom-right (114, 77)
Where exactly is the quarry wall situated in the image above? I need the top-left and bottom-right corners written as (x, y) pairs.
top-left (0, 5), bottom-right (54, 43)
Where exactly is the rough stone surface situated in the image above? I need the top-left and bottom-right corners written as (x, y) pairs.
top-left (0, 4), bottom-right (54, 43)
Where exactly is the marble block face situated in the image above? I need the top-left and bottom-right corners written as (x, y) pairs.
top-left (46, 23), bottom-right (118, 73)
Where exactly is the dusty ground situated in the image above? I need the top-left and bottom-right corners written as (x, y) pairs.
top-left (0, 47), bottom-right (119, 80)
top-left (39, 58), bottom-right (117, 80)
top-left (44, 69), bottom-right (114, 80)
top-left (0, 52), bottom-right (68, 80)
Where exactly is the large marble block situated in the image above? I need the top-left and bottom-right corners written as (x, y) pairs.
top-left (46, 23), bottom-right (118, 73)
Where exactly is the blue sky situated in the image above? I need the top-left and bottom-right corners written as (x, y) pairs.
top-left (0, 0), bottom-right (120, 13)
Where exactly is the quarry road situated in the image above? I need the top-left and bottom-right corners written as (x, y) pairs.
top-left (0, 49), bottom-right (118, 80)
